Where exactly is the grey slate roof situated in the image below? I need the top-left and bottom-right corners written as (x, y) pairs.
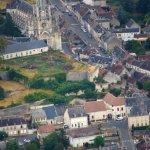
top-left (0, 117), bottom-right (26, 127)
top-left (126, 94), bottom-right (150, 117)
top-left (111, 28), bottom-right (140, 33)
top-left (31, 109), bottom-right (46, 119)
top-left (68, 106), bottom-right (87, 118)
top-left (67, 125), bottom-right (100, 138)
top-left (54, 104), bottom-right (67, 116)
top-left (43, 106), bottom-right (57, 119)
top-left (3, 40), bottom-right (47, 55)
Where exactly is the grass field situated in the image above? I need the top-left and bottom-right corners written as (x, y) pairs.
top-left (0, 51), bottom-right (88, 79)
top-left (0, 81), bottom-right (54, 107)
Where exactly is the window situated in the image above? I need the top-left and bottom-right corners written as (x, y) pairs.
top-left (103, 115), bottom-right (105, 118)
top-left (30, 51), bottom-right (32, 54)
top-left (75, 124), bottom-right (76, 127)
top-left (21, 125), bottom-right (22, 128)
top-left (121, 107), bottom-right (123, 111)
top-left (41, 49), bottom-right (43, 52)
top-left (92, 115), bottom-right (94, 119)
top-left (72, 124), bottom-right (73, 127)
top-left (117, 108), bottom-right (119, 111)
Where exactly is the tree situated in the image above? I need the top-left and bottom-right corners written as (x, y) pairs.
top-left (6, 139), bottom-right (20, 150)
top-left (125, 40), bottom-right (145, 55)
top-left (94, 76), bottom-right (106, 84)
top-left (121, 0), bottom-right (135, 12)
top-left (136, 81), bottom-right (143, 90)
top-left (84, 90), bottom-right (97, 99)
top-left (144, 38), bottom-right (150, 51)
top-left (43, 131), bottom-right (69, 150)
top-left (25, 143), bottom-right (38, 150)
top-left (0, 131), bottom-right (8, 141)
top-left (143, 81), bottom-right (150, 92)
top-left (117, 6), bottom-right (128, 25)
top-left (0, 86), bottom-right (5, 100)
top-left (94, 136), bottom-right (104, 150)
top-left (0, 35), bottom-right (7, 53)
top-left (109, 88), bottom-right (121, 97)
top-left (137, 0), bottom-right (150, 15)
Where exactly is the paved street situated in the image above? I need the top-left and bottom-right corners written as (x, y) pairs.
top-left (14, 134), bottom-right (37, 145)
top-left (50, 0), bottom-right (99, 54)
top-left (102, 119), bottom-right (136, 150)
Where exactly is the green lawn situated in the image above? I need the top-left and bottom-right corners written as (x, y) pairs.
top-left (0, 51), bottom-right (86, 79)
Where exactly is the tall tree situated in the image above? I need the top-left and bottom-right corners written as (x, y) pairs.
top-left (0, 131), bottom-right (8, 141)
top-left (94, 136), bottom-right (104, 150)
top-left (6, 139), bottom-right (20, 150)
top-left (25, 143), bottom-right (38, 150)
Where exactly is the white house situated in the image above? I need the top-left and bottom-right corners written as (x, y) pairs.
top-left (83, 0), bottom-right (106, 7)
top-left (64, 106), bottom-right (88, 129)
top-left (103, 93), bottom-right (126, 119)
top-left (67, 126), bottom-right (101, 147)
top-left (111, 28), bottom-right (140, 41)
top-left (0, 117), bottom-right (28, 136)
top-left (0, 40), bottom-right (48, 60)
top-left (84, 101), bottom-right (108, 121)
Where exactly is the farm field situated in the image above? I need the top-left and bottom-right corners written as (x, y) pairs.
top-left (0, 80), bottom-right (54, 107)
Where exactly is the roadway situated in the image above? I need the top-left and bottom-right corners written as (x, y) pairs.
top-left (50, 0), bottom-right (99, 54)
top-left (102, 119), bottom-right (136, 150)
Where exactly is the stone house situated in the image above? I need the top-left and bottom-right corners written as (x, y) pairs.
top-left (103, 93), bottom-right (126, 119)
top-left (64, 106), bottom-right (88, 129)
top-left (84, 100), bottom-right (108, 121)
top-left (0, 40), bottom-right (48, 60)
top-left (67, 126), bottom-right (101, 147)
top-left (0, 117), bottom-right (27, 136)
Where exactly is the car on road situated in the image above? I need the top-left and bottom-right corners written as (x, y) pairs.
top-left (24, 139), bottom-right (30, 143)
top-left (63, 124), bottom-right (69, 129)
top-left (81, 28), bottom-right (87, 32)
top-left (65, 9), bottom-right (69, 13)
top-left (116, 116), bottom-right (123, 121)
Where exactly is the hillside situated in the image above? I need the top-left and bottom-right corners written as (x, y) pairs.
top-left (0, 51), bottom-right (90, 79)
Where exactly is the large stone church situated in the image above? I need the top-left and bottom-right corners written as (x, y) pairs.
top-left (7, 0), bottom-right (62, 50)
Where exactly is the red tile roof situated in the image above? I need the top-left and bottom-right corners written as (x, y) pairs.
top-left (38, 125), bottom-right (58, 134)
top-left (84, 101), bottom-right (107, 113)
top-left (103, 92), bottom-right (125, 106)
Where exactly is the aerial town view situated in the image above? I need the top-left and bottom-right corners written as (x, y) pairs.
top-left (0, 0), bottom-right (150, 149)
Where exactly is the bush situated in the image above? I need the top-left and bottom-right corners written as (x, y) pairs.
top-left (0, 131), bottom-right (8, 141)
top-left (0, 86), bottom-right (5, 100)
top-left (109, 88), bottom-right (121, 97)
top-left (24, 92), bottom-right (49, 103)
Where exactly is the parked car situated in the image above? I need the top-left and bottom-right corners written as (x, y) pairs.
top-left (24, 139), bottom-right (30, 143)
top-left (63, 124), bottom-right (69, 129)
top-left (116, 116), bottom-right (123, 121)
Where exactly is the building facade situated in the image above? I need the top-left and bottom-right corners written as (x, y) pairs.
top-left (0, 117), bottom-right (27, 136)
top-left (64, 106), bottom-right (88, 129)
top-left (7, 0), bottom-right (62, 50)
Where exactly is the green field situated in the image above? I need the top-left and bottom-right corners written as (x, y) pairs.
top-left (0, 51), bottom-right (87, 79)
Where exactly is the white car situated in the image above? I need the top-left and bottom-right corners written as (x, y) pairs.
top-left (81, 28), bottom-right (87, 32)
top-left (116, 116), bottom-right (123, 121)
top-left (65, 9), bottom-right (69, 13)
top-left (24, 139), bottom-right (30, 143)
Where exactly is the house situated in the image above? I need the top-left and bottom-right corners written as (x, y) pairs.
top-left (83, 0), bottom-right (106, 7)
top-left (126, 59), bottom-right (150, 77)
top-left (102, 32), bottom-right (122, 50)
top-left (126, 19), bottom-right (141, 31)
top-left (37, 125), bottom-right (61, 142)
top-left (143, 26), bottom-right (150, 35)
top-left (31, 109), bottom-right (47, 124)
top-left (89, 54), bottom-right (113, 68)
top-left (31, 104), bottom-right (64, 125)
top-left (64, 106), bottom-right (88, 129)
top-left (0, 117), bottom-right (27, 136)
top-left (67, 125), bottom-right (101, 147)
top-left (110, 17), bottom-right (120, 27)
top-left (126, 94), bottom-right (150, 128)
top-left (111, 28), bottom-right (140, 41)
top-left (84, 101), bottom-right (108, 121)
top-left (67, 66), bottom-right (99, 82)
top-left (0, 40), bottom-right (48, 60)
top-left (103, 93), bottom-right (126, 119)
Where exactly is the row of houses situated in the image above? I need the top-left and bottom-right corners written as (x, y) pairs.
top-left (0, 92), bottom-right (149, 147)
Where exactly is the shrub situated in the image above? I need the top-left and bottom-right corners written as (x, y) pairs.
top-left (24, 92), bottom-right (49, 103)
